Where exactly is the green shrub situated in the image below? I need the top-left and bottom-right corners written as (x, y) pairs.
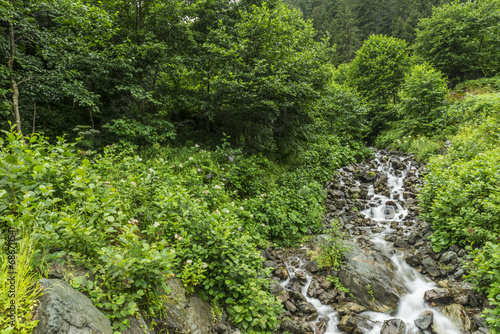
top-left (397, 63), bottom-right (449, 136)
top-left (420, 147), bottom-right (500, 252)
top-left (347, 34), bottom-right (410, 137)
top-left (464, 242), bottom-right (500, 333)
top-left (413, 0), bottom-right (500, 83)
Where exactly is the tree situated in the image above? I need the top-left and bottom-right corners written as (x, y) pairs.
top-left (204, 2), bottom-right (332, 153)
top-left (0, 0), bottom-right (115, 134)
top-left (397, 63), bottom-right (448, 135)
top-left (347, 34), bottom-right (409, 138)
top-left (413, 0), bottom-right (500, 84)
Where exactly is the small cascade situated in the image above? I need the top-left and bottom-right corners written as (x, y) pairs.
top-left (276, 150), bottom-right (478, 334)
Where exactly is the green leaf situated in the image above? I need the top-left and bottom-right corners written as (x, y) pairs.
top-left (5, 155), bottom-right (17, 164)
top-left (33, 165), bottom-right (43, 172)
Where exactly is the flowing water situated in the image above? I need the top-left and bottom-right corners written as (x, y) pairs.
top-left (280, 152), bottom-right (462, 334)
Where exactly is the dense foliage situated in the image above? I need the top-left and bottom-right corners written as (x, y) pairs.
top-left (413, 0), bottom-right (500, 83)
top-left (396, 63), bottom-right (449, 135)
top-left (284, 0), bottom-right (452, 64)
top-left (346, 34), bottom-right (410, 137)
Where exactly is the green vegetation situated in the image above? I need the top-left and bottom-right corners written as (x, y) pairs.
top-left (346, 34), bottom-right (410, 138)
top-left (2, 0), bottom-right (500, 331)
top-left (313, 220), bottom-right (351, 273)
top-left (413, 0), bottom-right (500, 84)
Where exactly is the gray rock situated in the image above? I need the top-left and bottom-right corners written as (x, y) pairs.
top-left (280, 320), bottom-right (300, 334)
top-left (442, 304), bottom-right (473, 332)
top-left (307, 279), bottom-right (320, 297)
top-left (122, 314), bottom-right (154, 334)
top-left (380, 319), bottom-right (406, 334)
top-left (414, 310), bottom-right (434, 331)
top-left (296, 300), bottom-right (317, 314)
top-left (424, 288), bottom-right (453, 305)
top-left (337, 315), bottom-right (358, 333)
top-left (339, 241), bottom-right (407, 313)
top-left (318, 291), bottom-right (337, 304)
top-left (407, 232), bottom-right (418, 245)
top-left (440, 251), bottom-right (458, 264)
top-left (422, 257), bottom-right (441, 277)
top-left (33, 279), bottom-right (112, 334)
top-left (305, 260), bottom-right (319, 273)
top-left (284, 301), bottom-right (298, 313)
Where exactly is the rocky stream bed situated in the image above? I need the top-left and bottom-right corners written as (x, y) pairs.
top-left (265, 150), bottom-right (491, 334)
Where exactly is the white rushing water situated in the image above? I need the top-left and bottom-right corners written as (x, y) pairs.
top-left (281, 152), bottom-right (462, 334)
top-left (357, 153), bottom-right (461, 334)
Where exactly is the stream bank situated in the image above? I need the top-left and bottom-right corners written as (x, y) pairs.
top-left (267, 150), bottom-right (490, 334)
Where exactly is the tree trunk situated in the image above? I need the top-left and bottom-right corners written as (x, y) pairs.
top-left (8, 19), bottom-right (22, 134)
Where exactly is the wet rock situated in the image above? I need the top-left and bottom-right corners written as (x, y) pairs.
top-left (123, 314), bottom-right (154, 334)
top-left (394, 239), bottom-right (409, 248)
top-left (318, 290), bottom-right (337, 304)
top-left (33, 279), bottom-right (112, 334)
top-left (414, 310), bottom-right (434, 331)
top-left (453, 291), bottom-right (469, 305)
top-left (277, 290), bottom-right (290, 303)
top-left (293, 270), bottom-right (308, 285)
top-left (380, 319), bottom-right (406, 334)
top-left (264, 261), bottom-right (278, 269)
top-left (215, 323), bottom-right (229, 333)
top-left (337, 315), bottom-right (358, 333)
top-left (280, 319), bottom-right (300, 334)
top-left (405, 253), bottom-right (420, 267)
top-left (339, 241), bottom-right (407, 313)
top-left (305, 261), bottom-right (319, 273)
top-left (307, 279), bottom-right (320, 297)
top-left (305, 313), bottom-right (319, 321)
top-left (424, 288), bottom-right (453, 305)
top-left (319, 278), bottom-right (333, 290)
top-left (440, 251), bottom-right (458, 264)
top-left (336, 302), bottom-right (366, 316)
top-left (442, 304), bottom-right (473, 332)
top-left (296, 300), bottom-right (317, 314)
top-left (285, 301), bottom-right (298, 313)
top-left (360, 170), bottom-right (377, 182)
top-left (300, 321), bottom-right (313, 333)
top-left (407, 232), bottom-right (418, 245)
top-left (289, 290), bottom-right (307, 302)
top-left (422, 257), bottom-right (441, 277)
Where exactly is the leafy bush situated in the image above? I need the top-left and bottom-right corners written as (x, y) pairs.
top-left (464, 242), bottom-right (500, 333)
top-left (420, 147), bottom-right (500, 252)
top-left (396, 63), bottom-right (449, 136)
top-left (347, 34), bottom-right (410, 137)
top-left (413, 0), bottom-right (500, 83)
top-left (313, 220), bottom-right (351, 272)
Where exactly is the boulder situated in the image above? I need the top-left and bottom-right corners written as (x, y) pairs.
top-left (442, 304), bottom-right (473, 332)
top-left (296, 300), bottom-right (317, 314)
top-left (440, 251), bottom-right (458, 264)
top-left (162, 278), bottom-right (214, 334)
top-left (337, 315), bottom-right (358, 333)
top-left (33, 279), bottom-right (112, 334)
top-left (414, 310), bottom-right (434, 331)
top-left (421, 257), bottom-right (441, 277)
top-left (339, 241), bottom-right (407, 312)
top-left (423, 288), bottom-right (453, 305)
top-left (280, 320), bottom-right (300, 334)
top-left (380, 319), bottom-right (406, 334)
